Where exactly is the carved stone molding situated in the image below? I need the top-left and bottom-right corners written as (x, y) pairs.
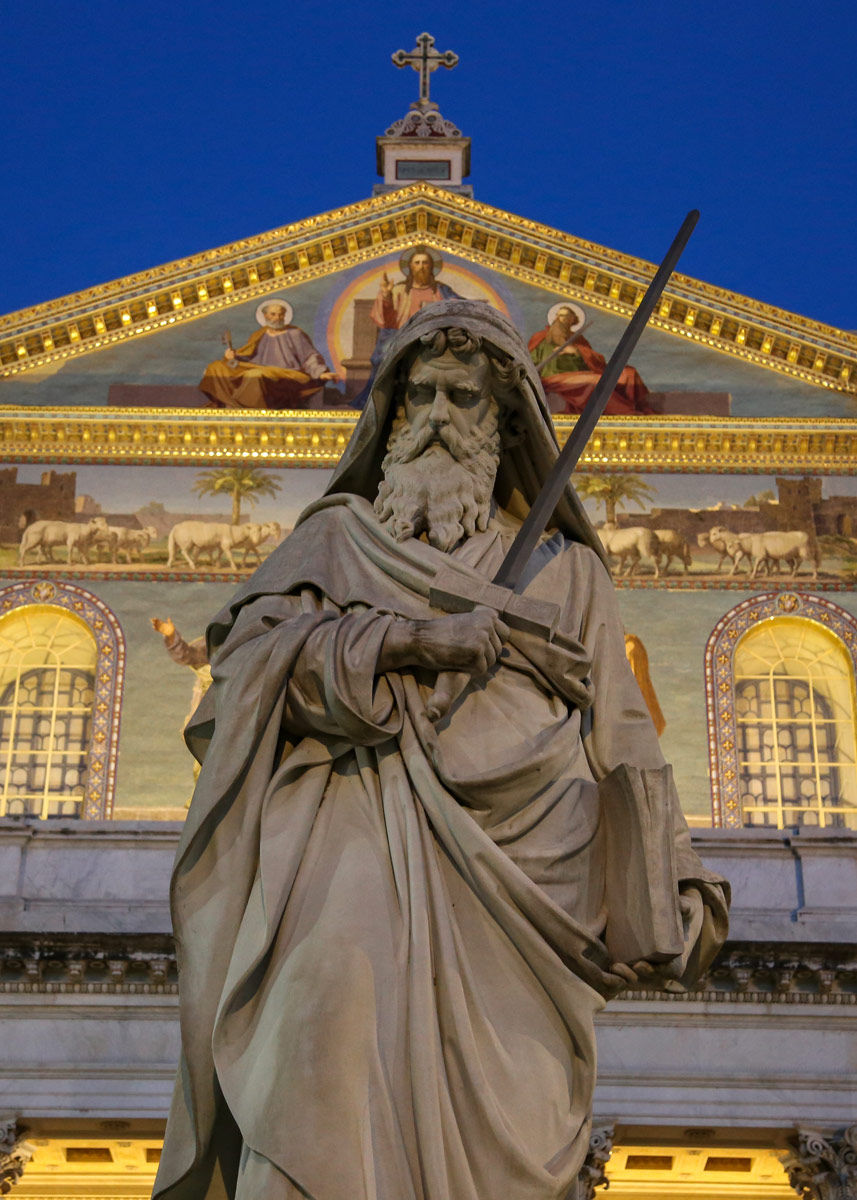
top-left (782, 1126), bottom-right (857, 1199)
top-left (2, 936), bottom-right (854, 1003)
top-left (577, 1124), bottom-right (615, 1199)
top-left (385, 108), bottom-right (463, 138)
top-left (0, 1120), bottom-right (33, 1194)
top-left (0, 934), bottom-right (177, 995)
top-left (625, 943), bottom-right (857, 1004)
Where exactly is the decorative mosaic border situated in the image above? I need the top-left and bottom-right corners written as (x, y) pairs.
top-left (1, 183), bottom-right (854, 394)
top-left (704, 591), bottom-right (857, 827)
top-left (3, 409), bottom-right (857, 473)
top-left (0, 568), bottom-right (248, 585)
top-left (1, 567), bottom-right (854, 592)
top-left (0, 580), bottom-right (125, 819)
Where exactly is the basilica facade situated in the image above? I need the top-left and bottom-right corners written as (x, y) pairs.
top-left (0, 36), bottom-right (855, 1200)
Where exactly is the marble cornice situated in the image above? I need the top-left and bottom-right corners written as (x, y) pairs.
top-left (2, 934), bottom-right (853, 1003)
top-left (2, 409), bottom-right (857, 474)
top-left (1, 182), bottom-right (854, 396)
top-left (0, 933), bottom-right (177, 995)
top-left (625, 941), bottom-right (857, 1005)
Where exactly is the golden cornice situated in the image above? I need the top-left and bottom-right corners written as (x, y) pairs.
top-left (1, 183), bottom-right (855, 396)
top-left (2, 408), bottom-right (857, 474)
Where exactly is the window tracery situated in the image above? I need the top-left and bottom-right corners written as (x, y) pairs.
top-left (0, 581), bottom-right (124, 819)
top-left (706, 591), bottom-right (857, 829)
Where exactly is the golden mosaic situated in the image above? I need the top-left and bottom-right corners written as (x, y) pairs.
top-left (1, 185), bottom-right (855, 396)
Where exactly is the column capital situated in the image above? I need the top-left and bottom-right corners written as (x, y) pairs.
top-left (0, 1119), bottom-right (34, 1193)
top-left (783, 1125), bottom-right (857, 1199)
top-left (578, 1124), bottom-right (616, 1200)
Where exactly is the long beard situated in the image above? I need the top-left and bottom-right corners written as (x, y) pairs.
top-left (549, 318), bottom-right (573, 344)
top-left (374, 411), bottom-right (500, 552)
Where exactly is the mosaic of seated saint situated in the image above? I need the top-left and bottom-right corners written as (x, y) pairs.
top-left (199, 299), bottom-right (338, 410)
top-left (529, 302), bottom-right (652, 416)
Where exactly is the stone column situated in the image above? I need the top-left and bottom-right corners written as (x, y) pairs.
top-left (577, 1124), bottom-right (615, 1200)
top-left (782, 1126), bottom-right (857, 1199)
top-left (0, 1121), bottom-right (33, 1195)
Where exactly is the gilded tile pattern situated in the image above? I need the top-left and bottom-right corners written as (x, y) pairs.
top-left (2, 410), bottom-right (857, 474)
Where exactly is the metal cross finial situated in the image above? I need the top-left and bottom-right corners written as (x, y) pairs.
top-left (391, 33), bottom-right (458, 110)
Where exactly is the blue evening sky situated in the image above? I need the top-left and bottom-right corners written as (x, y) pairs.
top-left (1, 0), bottom-right (854, 329)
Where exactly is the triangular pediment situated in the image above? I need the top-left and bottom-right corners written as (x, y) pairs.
top-left (1, 183), bottom-right (854, 400)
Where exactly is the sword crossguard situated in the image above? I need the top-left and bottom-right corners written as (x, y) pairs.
top-left (429, 566), bottom-right (560, 639)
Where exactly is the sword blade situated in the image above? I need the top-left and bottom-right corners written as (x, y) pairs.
top-left (492, 209), bottom-right (699, 592)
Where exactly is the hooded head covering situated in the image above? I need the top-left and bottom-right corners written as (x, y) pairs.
top-left (324, 299), bottom-right (606, 565)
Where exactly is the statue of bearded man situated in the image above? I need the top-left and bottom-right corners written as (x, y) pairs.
top-left (153, 301), bottom-right (729, 1200)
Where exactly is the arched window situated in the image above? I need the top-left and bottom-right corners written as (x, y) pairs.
top-left (706, 591), bottom-right (857, 830)
top-left (0, 581), bottom-right (124, 819)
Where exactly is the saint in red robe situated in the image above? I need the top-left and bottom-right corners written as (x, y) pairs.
top-left (529, 325), bottom-right (653, 416)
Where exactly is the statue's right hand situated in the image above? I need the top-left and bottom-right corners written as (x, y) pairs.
top-left (414, 608), bottom-right (510, 675)
top-left (380, 271), bottom-right (393, 297)
top-left (378, 609), bottom-right (510, 677)
top-left (224, 348), bottom-right (236, 362)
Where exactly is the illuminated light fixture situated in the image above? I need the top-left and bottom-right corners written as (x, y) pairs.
top-left (658, 299), bottom-right (670, 318)
top-left (685, 308), bottom-right (697, 327)
top-left (15, 343), bottom-right (26, 357)
top-left (69, 325), bottom-right (81, 342)
top-left (171, 292), bottom-right (183, 308)
top-left (273, 260), bottom-right (284, 276)
top-left (736, 327), bottom-right (747, 345)
top-left (120, 310), bottom-right (132, 325)
top-left (761, 335), bottom-right (773, 354)
top-left (146, 300), bottom-right (157, 316)
top-left (94, 316), bottom-right (106, 334)
top-left (42, 335), bottom-right (54, 351)
top-left (197, 285), bottom-right (208, 301)
top-left (814, 354), bottom-right (826, 371)
top-left (248, 267), bottom-right (259, 283)
top-left (223, 276), bottom-right (233, 291)
top-left (787, 345), bottom-right (799, 362)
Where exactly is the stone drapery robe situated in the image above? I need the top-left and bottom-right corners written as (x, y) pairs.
top-left (199, 326), bottom-right (329, 410)
top-left (153, 493), bottom-right (728, 1200)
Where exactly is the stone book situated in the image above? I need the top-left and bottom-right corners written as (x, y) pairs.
top-left (600, 763), bottom-right (685, 964)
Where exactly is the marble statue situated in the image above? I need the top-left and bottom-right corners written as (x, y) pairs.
top-left (153, 300), bottom-right (729, 1200)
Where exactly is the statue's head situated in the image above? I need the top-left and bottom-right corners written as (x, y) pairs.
top-left (374, 326), bottom-right (521, 551)
top-left (325, 299), bottom-right (608, 566)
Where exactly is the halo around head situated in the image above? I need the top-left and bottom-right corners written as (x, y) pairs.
top-left (399, 245), bottom-right (443, 277)
top-left (547, 301), bottom-right (586, 331)
top-left (256, 297), bottom-right (294, 327)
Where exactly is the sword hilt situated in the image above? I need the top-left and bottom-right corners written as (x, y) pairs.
top-left (424, 566), bottom-right (560, 722)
